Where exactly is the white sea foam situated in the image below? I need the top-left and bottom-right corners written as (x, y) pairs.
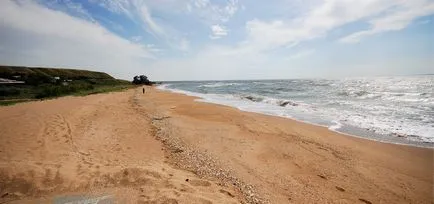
top-left (329, 121), bottom-right (343, 131)
top-left (157, 76), bottom-right (434, 145)
top-left (199, 82), bottom-right (240, 88)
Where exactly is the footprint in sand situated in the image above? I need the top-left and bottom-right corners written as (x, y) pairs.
top-left (186, 179), bottom-right (211, 187)
top-left (335, 186), bottom-right (345, 192)
top-left (359, 198), bottom-right (372, 204)
top-left (139, 196), bottom-right (179, 204)
top-left (179, 184), bottom-right (195, 193)
top-left (219, 189), bottom-right (235, 198)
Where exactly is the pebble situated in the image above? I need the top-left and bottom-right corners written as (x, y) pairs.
top-left (150, 117), bottom-right (267, 204)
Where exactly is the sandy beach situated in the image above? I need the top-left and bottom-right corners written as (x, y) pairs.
top-left (0, 87), bottom-right (432, 203)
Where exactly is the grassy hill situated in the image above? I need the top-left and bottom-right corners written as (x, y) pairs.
top-left (0, 65), bottom-right (114, 82)
top-left (0, 66), bottom-right (132, 105)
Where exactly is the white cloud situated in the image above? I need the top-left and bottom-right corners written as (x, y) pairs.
top-left (90, 0), bottom-right (132, 16)
top-left (188, 0), bottom-right (239, 26)
top-left (131, 35), bottom-right (143, 42)
top-left (287, 49), bottom-right (316, 60)
top-left (146, 45), bottom-right (268, 81)
top-left (90, 0), bottom-right (166, 37)
top-left (222, 0), bottom-right (238, 22)
top-left (187, 0), bottom-right (239, 40)
top-left (340, 1), bottom-right (434, 43)
top-left (142, 0), bottom-right (433, 80)
top-left (42, 0), bottom-right (96, 22)
top-left (139, 4), bottom-right (166, 37)
top-left (179, 39), bottom-right (190, 51)
top-left (186, 3), bottom-right (193, 12)
top-left (210, 24), bottom-right (228, 39)
top-left (91, 0), bottom-right (200, 53)
top-left (91, 0), bottom-right (240, 44)
top-left (145, 44), bottom-right (163, 53)
top-left (0, 0), bottom-right (154, 79)
top-left (1, 0), bottom-right (432, 81)
top-left (417, 19), bottom-right (431, 25)
top-left (63, 0), bottom-right (95, 21)
top-left (244, 0), bottom-right (434, 50)
top-left (193, 0), bottom-right (209, 9)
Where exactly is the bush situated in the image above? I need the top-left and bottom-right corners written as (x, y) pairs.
top-left (132, 75), bottom-right (154, 85)
top-left (35, 84), bottom-right (94, 98)
top-left (0, 87), bottom-right (21, 96)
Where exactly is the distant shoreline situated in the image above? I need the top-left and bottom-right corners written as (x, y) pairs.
top-left (156, 73), bottom-right (434, 83)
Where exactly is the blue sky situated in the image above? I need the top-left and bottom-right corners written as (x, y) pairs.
top-left (0, 0), bottom-right (433, 81)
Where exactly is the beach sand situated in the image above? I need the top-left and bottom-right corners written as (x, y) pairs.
top-left (0, 87), bottom-right (432, 203)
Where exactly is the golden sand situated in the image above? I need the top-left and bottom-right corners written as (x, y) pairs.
top-left (0, 87), bottom-right (432, 203)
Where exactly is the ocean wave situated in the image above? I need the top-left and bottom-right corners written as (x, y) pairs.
top-left (241, 95), bottom-right (300, 107)
top-left (337, 90), bottom-right (431, 102)
top-left (308, 80), bottom-right (332, 87)
top-left (337, 90), bottom-right (369, 97)
top-left (199, 82), bottom-right (240, 88)
top-left (241, 95), bottom-right (264, 102)
top-left (328, 121), bottom-right (343, 131)
top-left (158, 76), bottom-right (434, 146)
top-left (277, 100), bottom-right (299, 107)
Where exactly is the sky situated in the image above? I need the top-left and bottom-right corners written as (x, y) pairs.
top-left (0, 0), bottom-right (433, 81)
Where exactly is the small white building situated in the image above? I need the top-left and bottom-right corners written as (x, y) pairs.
top-left (0, 78), bottom-right (25, 84)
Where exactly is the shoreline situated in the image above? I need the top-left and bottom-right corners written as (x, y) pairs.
top-left (0, 87), bottom-right (432, 203)
top-left (149, 86), bottom-right (433, 203)
top-left (158, 85), bottom-right (433, 149)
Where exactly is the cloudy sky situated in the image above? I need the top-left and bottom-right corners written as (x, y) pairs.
top-left (0, 0), bottom-right (433, 81)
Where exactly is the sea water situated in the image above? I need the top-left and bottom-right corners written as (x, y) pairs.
top-left (158, 75), bottom-right (434, 147)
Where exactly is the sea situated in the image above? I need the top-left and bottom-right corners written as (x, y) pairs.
top-left (158, 75), bottom-right (434, 148)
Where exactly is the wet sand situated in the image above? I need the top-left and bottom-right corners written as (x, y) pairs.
top-left (0, 87), bottom-right (432, 203)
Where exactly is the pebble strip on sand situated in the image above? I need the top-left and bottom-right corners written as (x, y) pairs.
top-left (133, 91), bottom-right (267, 204)
top-left (151, 115), bottom-right (267, 204)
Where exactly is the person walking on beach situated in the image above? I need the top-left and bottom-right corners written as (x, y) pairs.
top-left (142, 88), bottom-right (145, 94)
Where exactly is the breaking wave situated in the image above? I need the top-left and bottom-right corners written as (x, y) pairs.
top-left (158, 75), bottom-right (434, 146)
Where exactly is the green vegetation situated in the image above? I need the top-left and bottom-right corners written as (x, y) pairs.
top-left (133, 75), bottom-right (154, 85)
top-left (0, 66), bottom-right (113, 82)
top-left (73, 84), bottom-right (132, 96)
top-left (0, 99), bottom-right (36, 106)
top-left (0, 65), bottom-right (134, 105)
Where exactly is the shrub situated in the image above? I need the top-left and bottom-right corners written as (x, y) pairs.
top-left (35, 84), bottom-right (94, 98)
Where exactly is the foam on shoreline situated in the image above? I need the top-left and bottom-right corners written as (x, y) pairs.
top-left (157, 84), bottom-right (433, 148)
